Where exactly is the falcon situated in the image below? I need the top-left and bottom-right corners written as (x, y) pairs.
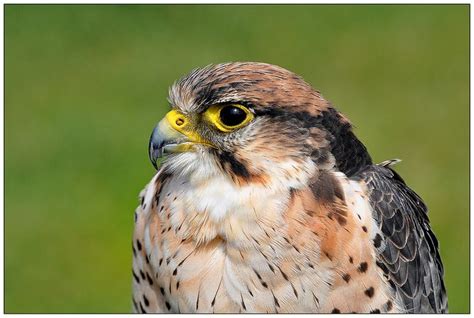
top-left (131, 62), bottom-right (447, 313)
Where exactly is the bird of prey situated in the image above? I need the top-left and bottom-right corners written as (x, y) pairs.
top-left (132, 62), bottom-right (447, 313)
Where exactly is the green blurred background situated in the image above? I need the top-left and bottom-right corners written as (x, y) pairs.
top-left (5, 4), bottom-right (469, 313)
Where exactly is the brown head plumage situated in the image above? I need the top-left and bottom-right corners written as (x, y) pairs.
top-left (151, 62), bottom-right (372, 185)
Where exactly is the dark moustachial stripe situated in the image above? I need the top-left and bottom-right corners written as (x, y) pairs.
top-left (217, 150), bottom-right (250, 178)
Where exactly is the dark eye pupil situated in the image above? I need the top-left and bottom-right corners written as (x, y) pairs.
top-left (219, 106), bottom-right (247, 127)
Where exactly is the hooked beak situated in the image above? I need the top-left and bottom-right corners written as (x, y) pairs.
top-left (148, 110), bottom-right (211, 169)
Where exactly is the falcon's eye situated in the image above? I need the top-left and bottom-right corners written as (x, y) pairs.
top-left (219, 106), bottom-right (247, 127)
top-left (204, 104), bottom-right (254, 132)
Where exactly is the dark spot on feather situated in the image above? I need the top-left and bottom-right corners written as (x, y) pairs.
top-left (248, 287), bottom-right (254, 297)
top-left (159, 258), bottom-right (163, 266)
top-left (136, 240), bottom-right (142, 251)
top-left (268, 263), bottom-right (274, 272)
top-left (254, 269), bottom-right (262, 280)
top-left (324, 252), bottom-right (333, 260)
top-left (165, 301), bottom-right (171, 310)
top-left (364, 287), bottom-right (375, 298)
top-left (143, 295), bottom-right (149, 307)
top-left (349, 256), bottom-right (354, 263)
top-left (362, 226), bottom-right (368, 232)
top-left (272, 293), bottom-right (280, 308)
top-left (145, 254), bottom-right (149, 264)
top-left (173, 268), bottom-right (178, 276)
top-left (307, 263), bottom-right (314, 269)
top-left (241, 294), bottom-right (247, 310)
top-left (132, 245), bottom-right (136, 257)
top-left (312, 292), bottom-right (319, 304)
top-left (132, 270), bottom-right (139, 283)
top-left (370, 309), bottom-right (380, 314)
top-left (146, 272), bottom-right (153, 285)
top-left (176, 281), bottom-right (180, 290)
top-left (159, 287), bottom-right (165, 295)
top-left (332, 308), bottom-right (341, 313)
top-left (139, 270), bottom-right (145, 280)
top-left (196, 289), bottom-right (200, 310)
top-left (139, 302), bottom-right (146, 313)
top-left (291, 283), bottom-right (298, 298)
top-left (211, 279), bottom-right (222, 307)
top-left (261, 281), bottom-right (268, 288)
top-left (358, 262), bottom-right (368, 273)
top-left (280, 268), bottom-right (289, 281)
top-left (386, 300), bottom-right (393, 311)
top-left (178, 258), bottom-right (188, 267)
top-left (342, 273), bottom-right (351, 283)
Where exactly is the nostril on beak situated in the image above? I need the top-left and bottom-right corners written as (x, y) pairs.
top-left (175, 118), bottom-right (185, 126)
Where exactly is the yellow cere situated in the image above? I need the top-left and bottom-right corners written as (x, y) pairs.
top-left (203, 104), bottom-right (254, 132)
top-left (164, 109), bottom-right (208, 144)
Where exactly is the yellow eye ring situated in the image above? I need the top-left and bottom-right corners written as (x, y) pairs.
top-left (204, 104), bottom-right (254, 132)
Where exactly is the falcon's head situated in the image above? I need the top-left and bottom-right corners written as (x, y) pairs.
top-left (149, 62), bottom-right (371, 189)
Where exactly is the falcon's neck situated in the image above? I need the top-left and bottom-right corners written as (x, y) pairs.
top-left (154, 153), bottom-right (317, 246)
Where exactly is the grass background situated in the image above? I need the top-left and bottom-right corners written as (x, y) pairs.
top-left (5, 4), bottom-right (469, 313)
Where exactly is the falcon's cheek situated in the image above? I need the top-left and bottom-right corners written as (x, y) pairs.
top-left (148, 110), bottom-right (215, 169)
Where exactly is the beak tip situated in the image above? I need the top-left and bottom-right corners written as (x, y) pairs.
top-left (148, 126), bottom-right (162, 170)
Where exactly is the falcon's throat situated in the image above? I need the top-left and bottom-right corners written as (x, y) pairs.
top-left (151, 149), bottom-right (318, 244)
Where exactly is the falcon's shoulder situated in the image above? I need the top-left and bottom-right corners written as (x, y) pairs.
top-left (353, 163), bottom-right (448, 313)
